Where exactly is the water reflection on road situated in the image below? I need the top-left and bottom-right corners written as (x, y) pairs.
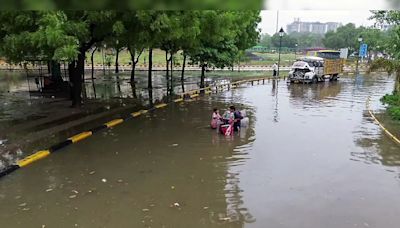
top-left (1, 75), bottom-right (400, 228)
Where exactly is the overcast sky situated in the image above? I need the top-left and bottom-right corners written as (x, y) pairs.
top-left (259, 10), bottom-right (377, 35)
top-left (265, 0), bottom-right (388, 9)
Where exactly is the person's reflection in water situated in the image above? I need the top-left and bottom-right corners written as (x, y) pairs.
top-left (272, 79), bottom-right (279, 123)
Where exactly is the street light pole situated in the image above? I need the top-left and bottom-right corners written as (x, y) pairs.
top-left (355, 36), bottom-right (363, 75)
top-left (278, 27), bottom-right (284, 77)
top-left (295, 43), bottom-right (298, 59)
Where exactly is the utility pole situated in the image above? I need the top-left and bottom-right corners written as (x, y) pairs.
top-left (276, 10), bottom-right (279, 34)
top-left (278, 28), bottom-right (285, 77)
top-left (355, 36), bottom-right (363, 75)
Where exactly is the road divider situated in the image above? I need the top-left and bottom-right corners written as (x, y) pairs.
top-left (105, 119), bottom-right (124, 128)
top-left (68, 131), bottom-right (93, 143)
top-left (131, 111), bottom-right (142, 117)
top-left (174, 98), bottom-right (184, 103)
top-left (155, 103), bottom-right (168, 109)
top-left (17, 150), bottom-right (50, 167)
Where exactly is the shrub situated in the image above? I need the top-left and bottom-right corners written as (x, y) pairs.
top-left (381, 93), bottom-right (400, 120)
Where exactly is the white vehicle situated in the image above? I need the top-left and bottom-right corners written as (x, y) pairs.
top-left (288, 56), bottom-right (340, 83)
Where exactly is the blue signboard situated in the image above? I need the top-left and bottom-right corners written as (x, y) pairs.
top-left (359, 43), bottom-right (368, 58)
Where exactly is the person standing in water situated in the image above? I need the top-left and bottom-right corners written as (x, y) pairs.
top-left (272, 62), bottom-right (278, 77)
top-left (230, 106), bottom-right (243, 131)
top-left (211, 108), bottom-right (222, 129)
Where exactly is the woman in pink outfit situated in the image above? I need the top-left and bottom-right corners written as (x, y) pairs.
top-left (210, 108), bottom-right (222, 129)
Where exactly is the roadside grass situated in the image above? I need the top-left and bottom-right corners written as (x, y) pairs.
top-left (86, 49), bottom-right (298, 67)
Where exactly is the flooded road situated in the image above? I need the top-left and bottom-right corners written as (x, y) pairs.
top-left (1, 75), bottom-right (400, 228)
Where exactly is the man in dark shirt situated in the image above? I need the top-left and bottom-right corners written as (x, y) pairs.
top-left (230, 106), bottom-right (243, 132)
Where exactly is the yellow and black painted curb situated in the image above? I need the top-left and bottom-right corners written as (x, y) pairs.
top-left (0, 76), bottom-right (277, 179)
top-left (366, 97), bottom-right (400, 145)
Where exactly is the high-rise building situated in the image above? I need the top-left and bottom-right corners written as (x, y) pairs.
top-left (286, 19), bottom-right (342, 34)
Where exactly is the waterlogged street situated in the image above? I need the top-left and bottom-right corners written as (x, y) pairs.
top-left (0, 75), bottom-right (400, 227)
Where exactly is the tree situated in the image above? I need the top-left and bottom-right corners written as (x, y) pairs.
top-left (0, 11), bottom-right (80, 100)
top-left (188, 10), bottom-right (260, 88)
top-left (271, 32), bottom-right (297, 48)
top-left (0, 11), bottom-right (119, 107)
top-left (117, 11), bottom-right (147, 84)
top-left (61, 11), bottom-right (119, 106)
top-left (322, 23), bottom-right (361, 52)
top-left (289, 32), bottom-right (324, 48)
top-left (153, 11), bottom-right (183, 93)
top-left (232, 11), bottom-right (261, 68)
top-left (369, 58), bottom-right (400, 94)
top-left (368, 11), bottom-right (400, 120)
top-left (258, 33), bottom-right (271, 48)
top-left (0, 0), bottom-right (264, 10)
top-left (178, 11), bottom-right (201, 90)
top-left (137, 10), bottom-right (165, 91)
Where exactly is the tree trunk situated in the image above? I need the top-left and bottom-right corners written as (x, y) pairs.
top-left (148, 48), bottom-right (153, 89)
top-left (68, 62), bottom-right (75, 101)
top-left (129, 47), bottom-right (144, 84)
top-left (181, 54), bottom-right (186, 82)
top-left (91, 47), bottom-right (97, 81)
top-left (181, 54), bottom-right (186, 93)
top-left (69, 50), bottom-right (85, 107)
top-left (50, 60), bottom-right (62, 84)
top-left (47, 61), bottom-right (51, 74)
top-left (130, 57), bottom-right (136, 84)
top-left (170, 54), bottom-right (173, 94)
top-left (166, 51), bottom-right (170, 93)
top-left (200, 64), bottom-right (205, 89)
top-left (115, 48), bottom-right (120, 74)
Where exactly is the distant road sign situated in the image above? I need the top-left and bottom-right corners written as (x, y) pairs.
top-left (359, 43), bottom-right (368, 58)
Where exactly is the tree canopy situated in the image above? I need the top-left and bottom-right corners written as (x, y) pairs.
top-left (0, 10), bottom-right (261, 103)
top-left (322, 23), bottom-right (388, 53)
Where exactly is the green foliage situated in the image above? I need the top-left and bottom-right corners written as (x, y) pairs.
top-left (388, 106), bottom-right (400, 120)
top-left (382, 93), bottom-right (400, 106)
top-left (270, 32), bottom-right (297, 48)
top-left (368, 58), bottom-right (400, 75)
top-left (382, 94), bottom-right (400, 120)
top-left (322, 22), bottom-right (388, 54)
top-left (323, 23), bottom-right (361, 52)
top-left (258, 33), bottom-right (271, 48)
top-left (0, 0), bottom-right (263, 10)
top-left (187, 10), bottom-right (260, 69)
top-left (289, 32), bottom-right (324, 48)
top-left (0, 11), bottom-right (79, 62)
top-left (0, 10), bottom-right (121, 63)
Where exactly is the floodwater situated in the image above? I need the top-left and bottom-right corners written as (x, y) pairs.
top-left (0, 70), bottom-right (252, 167)
top-left (0, 74), bottom-right (400, 228)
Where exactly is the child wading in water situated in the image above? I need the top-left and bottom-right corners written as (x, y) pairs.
top-left (211, 108), bottom-right (222, 129)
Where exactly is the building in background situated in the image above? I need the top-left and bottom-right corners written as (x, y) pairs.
top-left (286, 18), bottom-right (342, 34)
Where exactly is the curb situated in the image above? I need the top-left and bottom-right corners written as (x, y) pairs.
top-left (366, 97), bottom-right (400, 145)
top-left (0, 76), bottom-right (278, 179)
